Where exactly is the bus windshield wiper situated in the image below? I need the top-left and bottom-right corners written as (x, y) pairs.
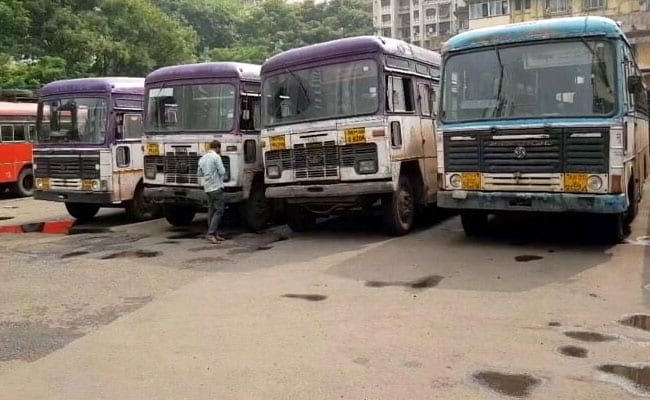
top-left (491, 46), bottom-right (506, 118)
top-left (285, 68), bottom-right (311, 108)
top-left (580, 38), bottom-right (612, 94)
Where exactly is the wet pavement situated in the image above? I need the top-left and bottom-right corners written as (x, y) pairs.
top-left (0, 193), bottom-right (648, 399)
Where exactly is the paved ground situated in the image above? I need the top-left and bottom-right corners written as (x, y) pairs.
top-left (0, 192), bottom-right (649, 399)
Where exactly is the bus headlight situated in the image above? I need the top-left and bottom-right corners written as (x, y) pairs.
top-left (36, 178), bottom-right (48, 190)
top-left (356, 159), bottom-right (377, 174)
top-left (91, 180), bottom-right (100, 191)
top-left (266, 165), bottom-right (281, 179)
top-left (450, 173), bottom-right (462, 188)
top-left (587, 175), bottom-right (603, 191)
top-left (145, 166), bottom-right (156, 179)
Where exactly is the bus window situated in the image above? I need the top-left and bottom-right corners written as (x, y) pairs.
top-left (14, 125), bottom-right (26, 141)
top-left (28, 125), bottom-right (36, 141)
top-left (122, 113), bottom-right (143, 139)
top-left (388, 76), bottom-right (414, 113)
top-left (418, 83), bottom-right (431, 116)
top-left (1, 125), bottom-right (13, 142)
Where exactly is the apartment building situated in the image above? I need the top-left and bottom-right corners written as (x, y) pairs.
top-left (372, 0), bottom-right (469, 49)
top-left (466, 0), bottom-right (650, 82)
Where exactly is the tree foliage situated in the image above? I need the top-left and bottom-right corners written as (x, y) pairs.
top-left (0, 0), bottom-right (374, 89)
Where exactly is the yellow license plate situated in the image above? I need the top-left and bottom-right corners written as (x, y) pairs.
top-left (147, 143), bottom-right (160, 155)
top-left (564, 173), bottom-right (588, 192)
top-left (461, 173), bottom-right (481, 190)
top-left (270, 135), bottom-right (286, 150)
top-left (345, 128), bottom-right (366, 144)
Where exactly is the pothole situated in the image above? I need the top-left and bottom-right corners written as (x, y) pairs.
top-left (558, 345), bottom-right (588, 358)
top-left (597, 363), bottom-right (650, 396)
top-left (101, 250), bottom-right (160, 259)
top-left (619, 314), bottom-right (650, 332)
top-left (564, 331), bottom-right (617, 342)
top-left (473, 370), bottom-right (541, 398)
top-left (281, 294), bottom-right (327, 302)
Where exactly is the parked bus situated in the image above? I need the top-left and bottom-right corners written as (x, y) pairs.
top-left (261, 36), bottom-right (441, 235)
top-left (0, 101), bottom-right (37, 196)
top-left (34, 77), bottom-right (154, 221)
top-left (437, 17), bottom-right (650, 241)
top-left (143, 62), bottom-right (269, 230)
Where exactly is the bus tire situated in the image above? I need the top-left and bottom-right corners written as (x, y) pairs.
top-left (460, 211), bottom-right (488, 237)
top-left (126, 185), bottom-right (156, 222)
top-left (11, 168), bottom-right (34, 197)
top-left (65, 202), bottom-right (100, 222)
top-left (625, 176), bottom-right (638, 224)
top-left (164, 205), bottom-right (195, 227)
top-left (240, 178), bottom-right (270, 232)
top-left (382, 175), bottom-right (415, 236)
top-left (286, 205), bottom-right (316, 233)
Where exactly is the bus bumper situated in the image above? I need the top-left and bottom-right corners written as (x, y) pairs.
top-left (437, 190), bottom-right (628, 214)
top-left (144, 185), bottom-right (244, 206)
top-left (266, 181), bottom-right (394, 200)
top-left (34, 190), bottom-right (115, 204)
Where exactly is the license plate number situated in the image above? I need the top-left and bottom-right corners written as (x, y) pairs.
top-left (345, 128), bottom-right (366, 144)
top-left (564, 173), bottom-right (588, 192)
top-left (147, 143), bottom-right (159, 155)
top-left (461, 173), bottom-right (481, 190)
top-left (270, 136), bottom-right (286, 150)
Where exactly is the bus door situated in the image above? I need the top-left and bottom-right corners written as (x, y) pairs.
top-left (114, 112), bottom-right (144, 200)
top-left (417, 81), bottom-right (438, 201)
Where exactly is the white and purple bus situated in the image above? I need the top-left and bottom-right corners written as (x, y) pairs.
top-left (142, 62), bottom-right (269, 230)
top-left (34, 77), bottom-right (153, 221)
top-left (261, 36), bottom-right (441, 235)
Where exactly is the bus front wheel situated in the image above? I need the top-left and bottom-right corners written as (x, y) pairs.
top-left (65, 202), bottom-right (100, 222)
top-left (286, 205), bottom-right (316, 232)
top-left (240, 178), bottom-right (270, 232)
top-left (11, 168), bottom-right (34, 197)
top-left (460, 211), bottom-right (488, 237)
top-left (382, 176), bottom-right (415, 236)
top-left (164, 205), bottom-right (196, 227)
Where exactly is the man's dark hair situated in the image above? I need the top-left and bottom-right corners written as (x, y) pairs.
top-left (208, 140), bottom-right (221, 150)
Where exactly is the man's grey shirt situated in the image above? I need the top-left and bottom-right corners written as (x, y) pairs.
top-left (197, 150), bottom-right (226, 192)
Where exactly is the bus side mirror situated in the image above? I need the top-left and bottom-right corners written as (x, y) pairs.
top-left (628, 75), bottom-right (642, 94)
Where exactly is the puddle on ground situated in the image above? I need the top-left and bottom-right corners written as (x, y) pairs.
top-left (256, 245), bottom-right (273, 251)
top-left (186, 256), bottom-right (231, 264)
top-left (473, 371), bottom-right (541, 398)
top-left (101, 250), bottom-right (160, 259)
top-left (281, 294), bottom-right (327, 301)
top-left (365, 275), bottom-right (444, 290)
top-left (60, 251), bottom-right (90, 259)
top-left (0, 320), bottom-right (83, 362)
top-left (558, 345), bottom-right (588, 358)
top-left (548, 321), bottom-right (561, 327)
top-left (0, 216), bottom-right (14, 221)
top-left (515, 255), bottom-right (544, 262)
top-left (619, 315), bottom-right (650, 332)
top-left (564, 331), bottom-right (617, 342)
top-left (155, 240), bottom-right (180, 245)
top-left (598, 364), bottom-right (650, 396)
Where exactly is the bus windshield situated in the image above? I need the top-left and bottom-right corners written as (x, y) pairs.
top-left (263, 59), bottom-right (378, 126)
top-left (441, 40), bottom-right (617, 123)
top-left (37, 97), bottom-right (108, 144)
top-left (145, 84), bottom-right (236, 132)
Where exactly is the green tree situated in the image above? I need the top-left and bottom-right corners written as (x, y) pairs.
top-left (0, 0), bottom-right (31, 54)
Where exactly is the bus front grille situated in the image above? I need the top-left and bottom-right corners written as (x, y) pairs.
top-left (34, 156), bottom-right (100, 179)
top-left (293, 141), bottom-right (338, 179)
top-left (162, 153), bottom-right (231, 185)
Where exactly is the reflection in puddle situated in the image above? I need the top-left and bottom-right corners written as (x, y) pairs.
top-left (619, 314), bottom-right (650, 332)
top-left (598, 364), bottom-right (650, 396)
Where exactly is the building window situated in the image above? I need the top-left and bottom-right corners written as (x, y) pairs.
top-left (439, 21), bottom-right (451, 34)
top-left (426, 23), bottom-right (436, 35)
top-left (414, 10), bottom-right (419, 18)
top-left (583, 0), bottom-right (604, 9)
top-left (439, 3), bottom-right (451, 18)
top-left (469, 0), bottom-right (509, 18)
top-left (382, 14), bottom-right (391, 22)
top-left (382, 28), bottom-right (391, 36)
top-left (546, 0), bottom-right (570, 13)
top-left (381, 0), bottom-right (390, 6)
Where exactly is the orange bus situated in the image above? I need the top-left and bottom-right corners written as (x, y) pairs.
top-left (0, 101), bottom-right (36, 196)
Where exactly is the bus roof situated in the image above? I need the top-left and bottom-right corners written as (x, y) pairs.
top-left (145, 62), bottom-right (261, 85)
top-left (262, 36), bottom-right (441, 74)
top-left (39, 77), bottom-right (144, 98)
top-left (0, 101), bottom-right (37, 117)
top-left (443, 16), bottom-right (626, 53)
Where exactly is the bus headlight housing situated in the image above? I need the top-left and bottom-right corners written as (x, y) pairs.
top-left (449, 173), bottom-right (462, 188)
top-left (36, 178), bottom-right (49, 190)
top-left (91, 180), bottom-right (100, 191)
top-left (266, 165), bottom-right (281, 179)
top-left (356, 159), bottom-right (377, 174)
top-left (145, 165), bottom-right (156, 180)
top-left (587, 175), bottom-right (603, 191)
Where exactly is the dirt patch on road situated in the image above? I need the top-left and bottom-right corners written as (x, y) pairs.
top-left (0, 321), bottom-right (83, 362)
top-left (473, 370), bottom-right (541, 398)
top-left (281, 294), bottom-right (327, 302)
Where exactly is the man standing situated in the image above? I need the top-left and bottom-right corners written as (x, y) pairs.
top-left (197, 140), bottom-right (226, 244)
